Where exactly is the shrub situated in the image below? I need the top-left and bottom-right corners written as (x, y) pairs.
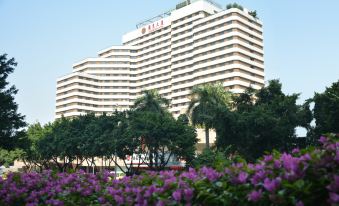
top-left (190, 146), bottom-right (242, 171)
top-left (226, 3), bottom-right (244, 11)
top-left (0, 135), bottom-right (338, 205)
top-left (248, 10), bottom-right (258, 19)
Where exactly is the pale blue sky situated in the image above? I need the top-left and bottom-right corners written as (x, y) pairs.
top-left (0, 0), bottom-right (338, 124)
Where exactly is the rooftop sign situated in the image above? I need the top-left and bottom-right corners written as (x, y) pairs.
top-left (141, 19), bottom-right (164, 35)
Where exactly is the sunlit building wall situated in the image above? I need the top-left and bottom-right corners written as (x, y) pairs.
top-left (56, 0), bottom-right (264, 119)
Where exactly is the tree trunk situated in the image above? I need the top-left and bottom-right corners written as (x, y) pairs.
top-left (149, 150), bottom-right (154, 169)
top-left (205, 127), bottom-right (210, 149)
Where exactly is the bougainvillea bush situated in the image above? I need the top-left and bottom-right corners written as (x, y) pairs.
top-left (0, 135), bottom-right (338, 206)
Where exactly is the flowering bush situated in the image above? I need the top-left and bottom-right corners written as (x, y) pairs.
top-left (0, 135), bottom-right (338, 206)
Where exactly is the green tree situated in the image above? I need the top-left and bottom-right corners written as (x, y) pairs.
top-left (113, 89), bottom-right (198, 173)
top-left (226, 3), bottom-right (243, 10)
top-left (22, 122), bottom-right (53, 171)
top-left (127, 111), bottom-right (197, 171)
top-left (0, 54), bottom-right (26, 166)
top-left (114, 111), bottom-right (146, 175)
top-left (248, 10), bottom-right (258, 19)
top-left (311, 80), bottom-right (339, 137)
top-left (24, 90), bottom-right (198, 174)
top-left (37, 117), bottom-right (76, 172)
top-left (177, 113), bottom-right (190, 125)
top-left (216, 80), bottom-right (312, 160)
top-left (24, 113), bottom-right (122, 172)
top-left (132, 90), bottom-right (169, 114)
top-left (232, 86), bottom-right (256, 112)
top-left (95, 112), bottom-right (123, 171)
top-left (75, 113), bottom-right (103, 171)
top-left (191, 147), bottom-right (234, 171)
top-left (187, 83), bottom-right (232, 148)
top-left (0, 148), bottom-right (24, 168)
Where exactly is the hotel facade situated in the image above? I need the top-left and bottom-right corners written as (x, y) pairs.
top-left (55, 0), bottom-right (264, 119)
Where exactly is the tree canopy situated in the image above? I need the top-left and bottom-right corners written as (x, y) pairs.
top-left (187, 83), bottom-right (232, 148)
top-left (23, 93), bottom-right (197, 174)
top-left (125, 111), bottom-right (197, 170)
top-left (0, 54), bottom-right (26, 149)
top-left (215, 80), bottom-right (312, 160)
top-left (311, 80), bottom-right (339, 137)
top-left (132, 90), bottom-right (169, 114)
top-left (0, 54), bottom-right (26, 166)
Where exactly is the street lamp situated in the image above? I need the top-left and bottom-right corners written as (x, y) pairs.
top-left (114, 120), bottom-right (121, 179)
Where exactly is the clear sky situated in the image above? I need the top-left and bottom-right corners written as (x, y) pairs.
top-left (0, 0), bottom-right (338, 125)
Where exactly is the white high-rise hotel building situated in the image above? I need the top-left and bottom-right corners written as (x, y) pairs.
top-left (55, 0), bottom-right (264, 119)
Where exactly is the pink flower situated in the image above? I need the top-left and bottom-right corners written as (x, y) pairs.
top-left (319, 136), bottom-right (328, 144)
top-left (335, 151), bottom-right (339, 163)
top-left (200, 167), bottom-right (221, 182)
top-left (263, 178), bottom-right (281, 192)
top-left (254, 164), bottom-right (264, 171)
top-left (250, 170), bottom-right (266, 185)
top-left (300, 153), bottom-right (311, 161)
top-left (263, 155), bottom-right (273, 162)
top-left (292, 148), bottom-right (300, 154)
top-left (281, 153), bottom-right (300, 172)
top-left (273, 160), bottom-right (281, 169)
top-left (235, 172), bottom-right (248, 184)
top-left (296, 200), bottom-right (304, 206)
top-left (172, 190), bottom-right (182, 202)
top-left (327, 175), bottom-right (339, 192)
top-left (326, 143), bottom-right (336, 151)
top-left (183, 189), bottom-right (193, 201)
top-left (156, 200), bottom-right (165, 206)
top-left (247, 189), bottom-right (262, 202)
top-left (114, 194), bottom-right (124, 205)
top-left (329, 192), bottom-right (339, 203)
top-left (98, 197), bottom-right (105, 204)
top-left (181, 168), bottom-right (198, 181)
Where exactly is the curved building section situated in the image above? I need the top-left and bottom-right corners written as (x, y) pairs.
top-left (55, 0), bottom-right (264, 119)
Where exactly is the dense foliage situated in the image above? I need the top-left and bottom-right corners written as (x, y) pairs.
top-left (214, 80), bottom-right (313, 160)
top-left (125, 111), bottom-right (197, 171)
top-left (187, 83), bottom-right (232, 148)
top-left (310, 80), bottom-right (339, 138)
top-left (20, 77), bottom-right (339, 169)
top-left (190, 147), bottom-right (234, 171)
top-left (0, 135), bottom-right (338, 206)
top-left (22, 90), bottom-right (197, 174)
top-left (132, 90), bottom-right (169, 115)
top-left (0, 54), bottom-right (26, 166)
top-left (226, 3), bottom-right (244, 10)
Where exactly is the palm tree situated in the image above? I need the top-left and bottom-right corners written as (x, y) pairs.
top-left (132, 90), bottom-right (169, 114)
top-left (187, 83), bottom-right (232, 148)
